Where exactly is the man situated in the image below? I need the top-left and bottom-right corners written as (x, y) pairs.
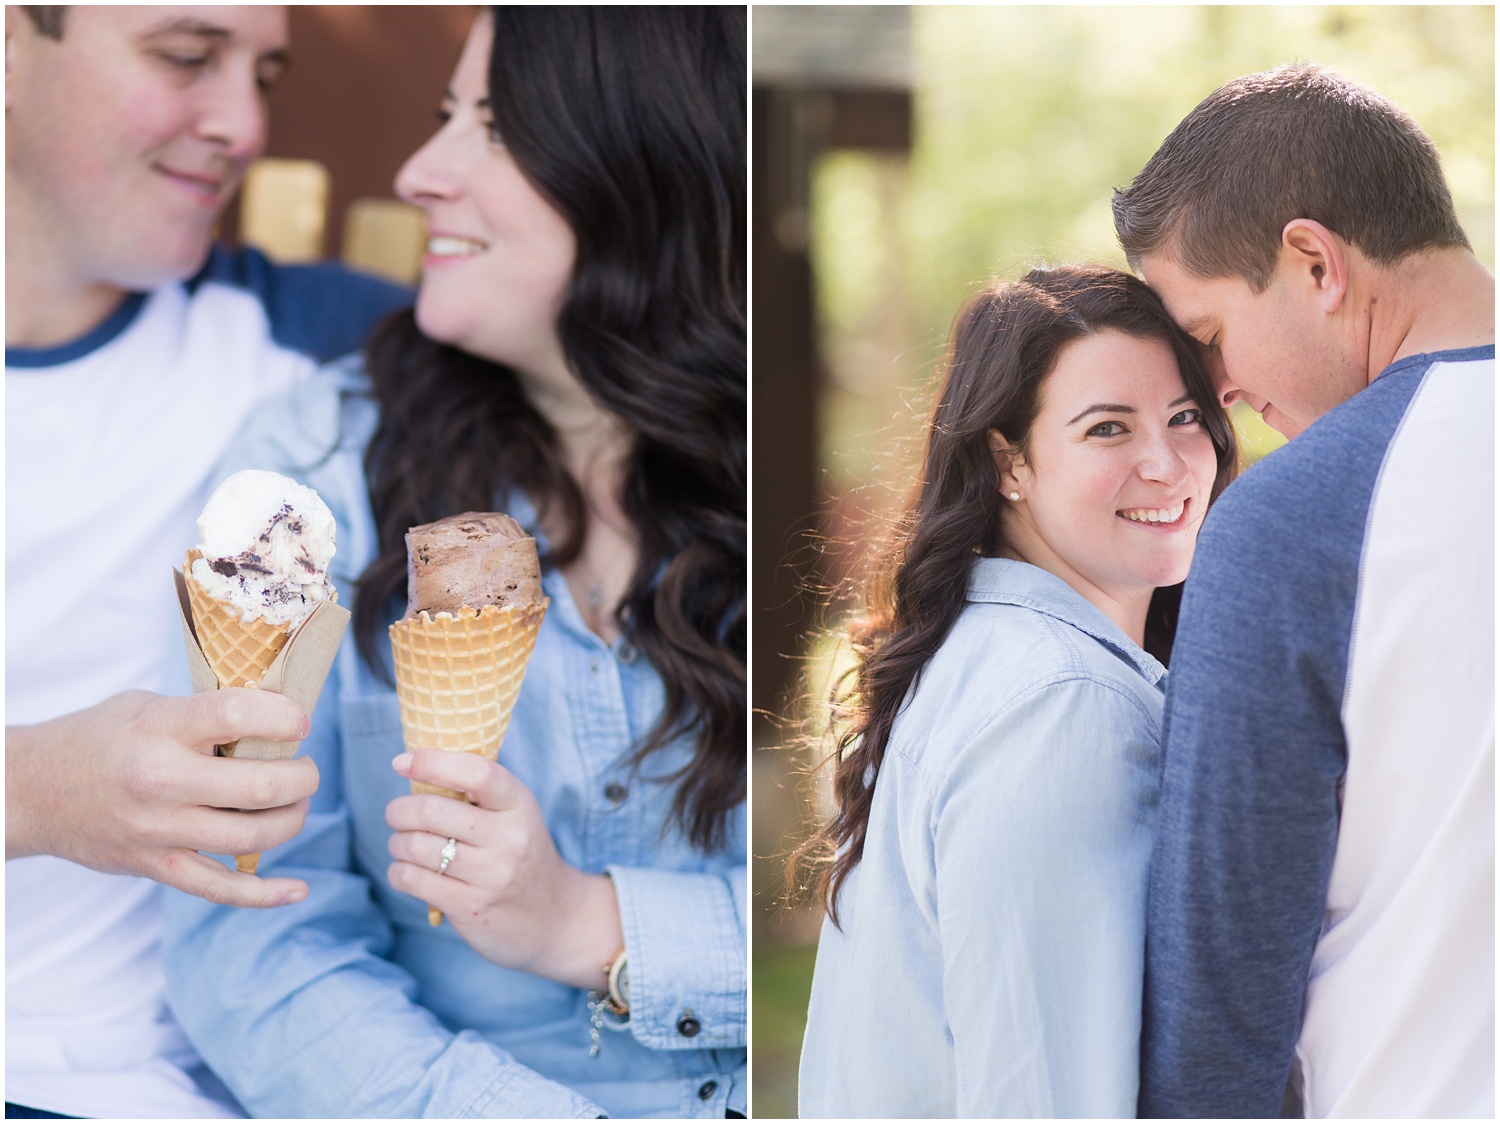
top-left (6, 6), bottom-right (408, 1116)
top-left (1113, 62), bottom-right (1494, 1117)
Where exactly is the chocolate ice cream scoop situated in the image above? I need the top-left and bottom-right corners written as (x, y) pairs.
top-left (404, 512), bottom-right (544, 617)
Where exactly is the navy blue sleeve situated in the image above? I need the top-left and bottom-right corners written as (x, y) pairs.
top-left (190, 244), bottom-right (412, 363)
top-left (1138, 368), bottom-right (1427, 1117)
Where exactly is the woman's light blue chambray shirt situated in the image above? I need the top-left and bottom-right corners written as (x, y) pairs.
top-left (798, 557), bottom-right (1163, 1118)
top-left (160, 362), bottom-right (747, 1119)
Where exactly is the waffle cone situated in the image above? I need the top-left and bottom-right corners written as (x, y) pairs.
top-left (389, 600), bottom-right (547, 925)
top-left (184, 550), bottom-right (293, 690)
top-left (183, 550), bottom-right (297, 876)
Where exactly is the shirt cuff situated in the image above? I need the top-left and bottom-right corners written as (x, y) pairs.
top-left (464, 1054), bottom-right (605, 1118)
top-left (606, 865), bottom-right (746, 1050)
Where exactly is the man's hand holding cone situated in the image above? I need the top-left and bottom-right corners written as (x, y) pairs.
top-left (177, 470), bottom-right (347, 880)
top-left (5, 688), bottom-right (317, 908)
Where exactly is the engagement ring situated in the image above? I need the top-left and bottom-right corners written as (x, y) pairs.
top-left (438, 837), bottom-right (458, 875)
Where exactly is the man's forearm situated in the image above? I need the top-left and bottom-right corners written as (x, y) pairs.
top-left (6, 722), bottom-right (47, 860)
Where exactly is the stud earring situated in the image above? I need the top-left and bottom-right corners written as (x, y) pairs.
top-left (1008, 491), bottom-right (1021, 501)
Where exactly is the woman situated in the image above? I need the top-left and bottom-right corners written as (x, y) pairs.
top-left (163, 8), bottom-right (746, 1118)
top-left (795, 265), bottom-right (1237, 1117)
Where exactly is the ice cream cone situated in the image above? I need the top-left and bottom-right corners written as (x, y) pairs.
top-left (184, 550), bottom-right (293, 690)
top-left (184, 549), bottom-right (294, 876)
top-left (389, 600), bottom-right (548, 925)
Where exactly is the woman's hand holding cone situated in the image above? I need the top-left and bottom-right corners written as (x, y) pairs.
top-left (387, 748), bottom-right (624, 991)
top-left (5, 688), bottom-right (318, 907)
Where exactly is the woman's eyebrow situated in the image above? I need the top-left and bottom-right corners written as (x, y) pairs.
top-left (439, 89), bottom-right (490, 110)
top-left (1067, 394), bottom-right (1195, 425)
top-left (1067, 403), bottom-right (1133, 425)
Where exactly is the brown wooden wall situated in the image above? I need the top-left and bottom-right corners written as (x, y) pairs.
top-left (222, 5), bottom-right (473, 256)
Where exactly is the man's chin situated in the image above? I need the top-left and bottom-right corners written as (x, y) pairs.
top-left (1263, 408), bottom-right (1305, 440)
top-left (112, 238), bottom-right (217, 291)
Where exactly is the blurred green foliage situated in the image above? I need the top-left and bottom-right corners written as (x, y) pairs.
top-left (812, 5), bottom-right (1495, 489)
top-left (751, 942), bottom-right (819, 1119)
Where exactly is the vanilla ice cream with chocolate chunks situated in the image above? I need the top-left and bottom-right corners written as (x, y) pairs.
top-left (191, 469), bottom-right (337, 627)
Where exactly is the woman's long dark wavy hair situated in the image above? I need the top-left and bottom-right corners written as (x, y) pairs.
top-left (353, 7), bottom-right (746, 851)
top-left (793, 264), bottom-right (1238, 925)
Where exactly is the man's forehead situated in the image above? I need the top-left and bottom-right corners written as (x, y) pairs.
top-left (91, 5), bottom-right (288, 49)
top-left (1137, 253), bottom-right (1209, 326)
top-left (140, 13), bottom-right (239, 38)
top-left (1134, 256), bottom-right (1230, 336)
top-left (1137, 250), bottom-right (1186, 292)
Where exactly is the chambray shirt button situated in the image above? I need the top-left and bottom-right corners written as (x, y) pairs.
top-left (589, 658), bottom-right (600, 675)
top-left (697, 1080), bottom-right (717, 1100)
top-left (676, 1011), bottom-right (700, 1037)
top-left (604, 781), bottom-right (628, 805)
top-left (616, 640), bottom-right (638, 664)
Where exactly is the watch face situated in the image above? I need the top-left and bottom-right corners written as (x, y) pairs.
top-left (618, 963), bottom-right (631, 1004)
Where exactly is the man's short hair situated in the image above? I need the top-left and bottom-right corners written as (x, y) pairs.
top-left (22, 6), bottom-right (67, 40)
top-left (1113, 62), bottom-right (1470, 291)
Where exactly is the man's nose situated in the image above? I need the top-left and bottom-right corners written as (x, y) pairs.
top-left (1200, 347), bottom-right (1241, 409)
top-left (197, 69), bottom-right (270, 161)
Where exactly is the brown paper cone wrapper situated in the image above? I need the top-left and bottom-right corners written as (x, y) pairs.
top-left (389, 601), bottom-right (547, 925)
top-left (184, 549), bottom-right (295, 876)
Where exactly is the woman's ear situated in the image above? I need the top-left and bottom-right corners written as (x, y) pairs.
top-left (986, 428), bottom-right (1026, 500)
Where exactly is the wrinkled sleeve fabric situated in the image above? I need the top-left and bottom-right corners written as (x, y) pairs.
top-left (935, 676), bottom-right (1160, 1117)
top-left (163, 805), bottom-right (600, 1117)
top-left (1138, 460), bottom-right (1352, 1118)
top-left (608, 863), bottom-right (747, 1050)
top-left (162, 657), bottom-right (602, 1117)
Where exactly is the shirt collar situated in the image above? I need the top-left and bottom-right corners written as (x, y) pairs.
top-left (1378, 343), bottom-right (1494, 381)
top-left (501, 489), bottom-right (543, 547)
top-left (966, 556), bottom-right (1166, 685)
top-left (6, 291), bottom-right (149, 369)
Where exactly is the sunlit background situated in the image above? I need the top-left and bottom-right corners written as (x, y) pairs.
top-left (750, 6), bottom-right (1495, 1117)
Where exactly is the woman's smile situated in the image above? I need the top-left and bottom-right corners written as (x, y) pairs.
top-left (423, 233), bottom-right (489, 263)
top-left (1118, 497), bottom-right (1189, 527)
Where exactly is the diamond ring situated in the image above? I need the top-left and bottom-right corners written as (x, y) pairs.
top-left (438, 837), bottom-right (458, 875)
